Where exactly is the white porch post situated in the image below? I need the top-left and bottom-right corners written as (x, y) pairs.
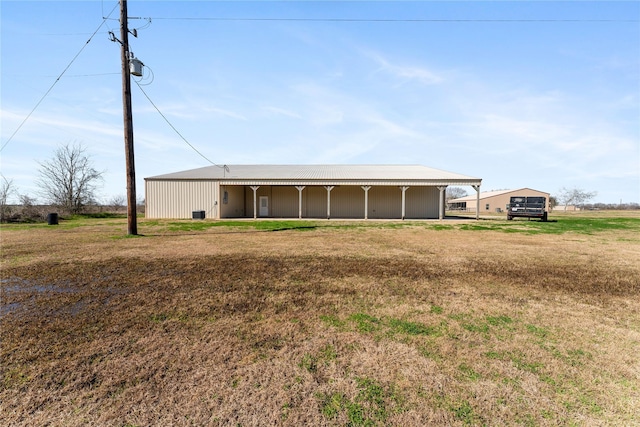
top-left (296, 186), bottom-right (305, 219)
top-left (325, 186), bottom-right (334, 219)
top-left (250, 186), bottom-right (260, 219)
top-left (437, 186), bottom-right (447, 220)
top-left (361, 185), bottom-right (371, 220)
top-left (472, 184), bottom-right (481, 220)
top-left (400, 186), bottom-right (409, 220)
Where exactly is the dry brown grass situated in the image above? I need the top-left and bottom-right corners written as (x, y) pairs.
top-left (1, 217), bottom-right (639, 426)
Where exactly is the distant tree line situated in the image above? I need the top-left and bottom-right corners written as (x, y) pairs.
top-left (575, 202), bottom-right (640, 211)
top-left (2, 146), bottom-right (638, 223)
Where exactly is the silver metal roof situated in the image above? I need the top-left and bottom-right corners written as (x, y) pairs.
top-left (146, 164), bottom-right (481, 185)
top-left (449, 188), bottom-right (549, 202)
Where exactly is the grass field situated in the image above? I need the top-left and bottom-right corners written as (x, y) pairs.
top-left (1, 212), bottom-right (639, 426)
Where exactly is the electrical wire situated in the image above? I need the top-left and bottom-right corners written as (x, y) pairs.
top-left (43, 73), bottom-right (120, 78)
top-left (0, 2), bottom-right (119, 153)
top-left (150, 17), bottom-right (637, 23)
top-left (133, 80), bottom-right (225, 169)
top-left (134, 64), bottom-right (154, 86)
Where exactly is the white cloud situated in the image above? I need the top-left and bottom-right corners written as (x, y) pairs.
top-left (476, 114), bottom-right (570, 144)
top-left (200, 106), bottom-right (247, 121)
top-left (261, 106), bottom-right (302, 120)
top-left (1, 108), bottom-right (122, 150)
top-left (364, 51), bottom-right (443, 86)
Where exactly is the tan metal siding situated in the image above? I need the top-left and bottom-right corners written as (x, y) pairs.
top-left (330, 186), bottom-right (365, 218)
top-left (485, 190), bottom-right (549, 213)
top-left (220, 185), bottom-right (245, 218)
top-left (145, 180), bottom-right (218, 219)
top-left (272, 186), bottom-right (298, 217)
top-left (369, 187), bottom-right (402, 219)
top-left (146, 180), bottom-right (445, 220)
top-left (463, 189), bottom-right (549, 213)
top-left (304, 186), bottom-right (327, 218)
top-left (243, 186), bottom-right (273, 217)
top-left (406, 187), bottom-right (439, 219)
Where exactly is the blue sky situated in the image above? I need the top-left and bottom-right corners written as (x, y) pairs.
top-left (2, 1), bottom-right (639, 204)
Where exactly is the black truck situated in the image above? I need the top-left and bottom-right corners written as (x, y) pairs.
top-left (507, 196), bottom-right (548, 221)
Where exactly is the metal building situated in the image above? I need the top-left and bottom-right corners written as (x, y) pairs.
top-left (448, 188), bottom-right (550, 214)
top-left (144, 165), bottom-right (482, 220)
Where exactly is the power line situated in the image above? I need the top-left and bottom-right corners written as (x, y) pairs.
top-left (133, 80), bottom-right (223, 168)
top-left (20, 14), bottom-right (640, 37)
top-left (42, 73), bottom-right (120, 78)
top-left (0, 3), bottom-right (119, 153)
top-left (25, 16), bottom-right (640, 37)
top-left (150, 17), bottom-right (638, 23)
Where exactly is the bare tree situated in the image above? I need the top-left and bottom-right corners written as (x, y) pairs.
top-left (446, 187), bottom-right (469, 201)
top-left (19, 194), bottom-right (45, 221)
top-left (0, 176), bottom-right (16, 222)
top-left (109, 194), bottom-right (127, 211)
top-left (37, 142), bottom-right (104, 214)
top-left (556, 187), bottom-right (597, 211)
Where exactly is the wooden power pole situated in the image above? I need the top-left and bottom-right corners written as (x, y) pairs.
top-left (119, 0), bottom-right (137, 235)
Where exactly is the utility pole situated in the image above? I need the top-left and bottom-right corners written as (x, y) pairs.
top-left (120, 0), bottom-right (137, 235)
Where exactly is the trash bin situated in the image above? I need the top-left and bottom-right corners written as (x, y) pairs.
top-left (47, 213), bottom-right (59, 225)
top-left (192, 210), bottom-right (205, 219)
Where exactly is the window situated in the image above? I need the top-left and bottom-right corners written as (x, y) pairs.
top-left (485, 204), bottom-right (490, 210)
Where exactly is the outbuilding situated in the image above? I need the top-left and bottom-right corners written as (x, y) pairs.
top-left (448, 188), bottom-right (550, 214)
top-left (144, 164), bottom-right (482, 220)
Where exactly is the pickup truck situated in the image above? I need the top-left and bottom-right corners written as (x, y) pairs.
top-left (507, 196), bottom-right (548, 221)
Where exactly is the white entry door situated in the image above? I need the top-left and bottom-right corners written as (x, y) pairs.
top-left (259, 196), bottom-right (269, 217)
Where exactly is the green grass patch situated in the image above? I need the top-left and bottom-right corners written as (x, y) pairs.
top-left (318, 377), bottom-right (406, 425)
top-left (343, 313), bottom-right (444, 338)
top-left (430, 305), bottom-right (444, 314)
top-left (111, 233), bottom-right (145, 240)
top-left (299, 353), bottom-right (318, 373)
top-left (299, 344), bottom-right (338, 374)
top-left (526, 324), bottom-right (549, 339)
top-left (451, 400), bottom-right (476, 425)
top-left (486, 315), bottom-right (514, 328)
top-left (349, 313), bottom-right (382, 333)
top-left (432, 224), bottom-right (454, 230)
top-left (144, 219), bottom-right (322, 232)
top-left (320, 314), bottom-right (347, 329)
top-left (436, 393), bottom-right (482, 426)
top-left (484, 351), bottom-right (503, 360)
top-left (148, 312), bottom-right (189, 323)
top-left (388, 318), bottom-right (439, 336)
top-left (458, 363), bottom-right (482, 381)
top-left (484, 350), bottom-right (544, 374)
top-left (4, 213), bottom-right (638, 236)
top-left (71, 213), bottom-right (127, 220)
top-left (318, 392), bottom-right (344, 419)
top-left (3, 366), bottom-right (31, 388)
top-left (462, 322), bottom-right (490, 334)
top-left (320, 344), bottom-right (338, 362)
top-left (456, 216), bottom-right (640, 235)
top-left (451, 313), bottom-right (518, 337)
